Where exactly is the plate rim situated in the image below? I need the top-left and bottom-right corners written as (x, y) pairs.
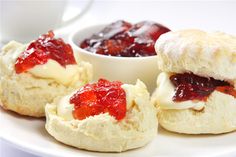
top-left (1, 126), bottom-right (236, 157)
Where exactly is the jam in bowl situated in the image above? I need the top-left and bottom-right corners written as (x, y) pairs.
top-left (69, 20), bottom-right (170, 92)
top-left (80, 20), bottom-right (170, 57)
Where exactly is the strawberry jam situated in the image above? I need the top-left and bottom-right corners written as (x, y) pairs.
top-left (70, 79), bottom-right (126, 120)
top-left (15, 31), bottom-right (76, 74)
top-left (80, 20), bottom-right (170, 57)
top-left (170, 73), bottom-right (236, 102)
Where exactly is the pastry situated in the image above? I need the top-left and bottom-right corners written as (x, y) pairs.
top-left (152, 29), bottom-right (236, 134)
top-left (45, 79), bottom-right (157, 152)
top-left (0, 31), bottom-right (92, 117)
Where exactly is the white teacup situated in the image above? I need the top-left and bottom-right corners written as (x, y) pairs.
top-left (0, 0), bottom-right (92, 43)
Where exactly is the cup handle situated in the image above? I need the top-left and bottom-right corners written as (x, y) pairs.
top-left (58, 0), bottom-right (93, 28)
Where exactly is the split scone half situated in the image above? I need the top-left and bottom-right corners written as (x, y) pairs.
top-left (45, 79), bottom-right (157, 152)
top-left (152, 29), bottom-right (236, 134)
top-left (0, 31), bottom-right (92, 117)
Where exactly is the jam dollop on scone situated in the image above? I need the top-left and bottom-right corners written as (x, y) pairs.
top-left (45, 79), bottom-right (157, 152)
top-left (0, 31), bottom-right (92, 117)
top-left (15, 31), bottom-right (76, 74)
top-left (70, 79), bottom-right (126, 121)
top-left (152, 29), bottom-right (236, 134)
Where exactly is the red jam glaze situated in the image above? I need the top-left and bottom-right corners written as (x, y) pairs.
top-left (216, 86), bottom-right (236, 98)
top-left (15, 31), bottom-right (76, 74)
top-left (80, 20), bottom-right (170, 57)
top-left (170, 73), bottom-right (236, 102)
top-left (70, 79), bottom-right (127, 120)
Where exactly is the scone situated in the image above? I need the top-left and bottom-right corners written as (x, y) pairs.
top-left (45, 79), bottom-right (157, 152)
top-left (0, 31), bottom-right (92, 117)
top-left (152, 29), bottom-right (236, 134)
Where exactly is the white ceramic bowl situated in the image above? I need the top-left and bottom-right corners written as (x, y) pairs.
top-left (69, 24), bottom-right (160, 92)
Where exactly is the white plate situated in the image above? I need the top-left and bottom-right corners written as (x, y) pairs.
top-left (1, 107), bottom-right (236, 157)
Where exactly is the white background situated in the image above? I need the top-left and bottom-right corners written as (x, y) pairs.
top-left (1, 0), bottom-right (236, 156)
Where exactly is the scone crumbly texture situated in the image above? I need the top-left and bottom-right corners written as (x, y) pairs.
top-left (155, 29), bottom-right (236, 82)
top-left (153, 30), bottom-right (236, 134)
top-left (45, 80), bottom-right (157, 152)
top-left (152, 90), bottom-right (236, 134)
top-left (0, 41), bottom-right (92, 117)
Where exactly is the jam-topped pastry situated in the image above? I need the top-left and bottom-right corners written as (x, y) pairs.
top-left (0, 33), bottom-right (92, 117)
top-left (46, 79), bottom-right (157, 152)
top-left (15, 31), bottom-right (76, 74)
top-left (152, 29), bottom-right (236, 134)
top-left (80, 20), bottom-right (170, 57)
top-left (70, 79), bottom-right (126, 120)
